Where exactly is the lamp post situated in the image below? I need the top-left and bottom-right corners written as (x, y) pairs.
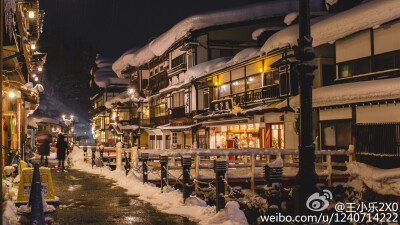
top-left (128, 86), bottom-right (142, 148)
top-left (293, 0), bottom-right (319, 215)
top-left (62, 114), bottom-right (74, 146)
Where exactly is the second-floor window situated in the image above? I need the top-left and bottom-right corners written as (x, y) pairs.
top-left (172, 91), bottom-right (184, 108)
top-left (171, 54), bottom-right (186, 68)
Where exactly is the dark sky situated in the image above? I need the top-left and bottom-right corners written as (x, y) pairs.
top-left (34, 0), bottom-right (250, 126)
top-left (39, 0), bottom-right (249, 57)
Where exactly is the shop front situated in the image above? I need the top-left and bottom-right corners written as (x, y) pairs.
top-left (208, 123), bottom-right (262, 149)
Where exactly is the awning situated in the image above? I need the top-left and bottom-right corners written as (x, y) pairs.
top-left (144, 128), bottom-right (163, 136)
top-left (157, 123), bottom-right (200, 131)
top-left (202, 118), bottom-right (249, 127)
top-left (117, 123), bottom-right (138, 131)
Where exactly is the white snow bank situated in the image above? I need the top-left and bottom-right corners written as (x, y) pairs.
top-left (252, 27), bottom-right (284, 40)
top-left (276, 76), bottom-right (400, 109)
top-left (262, 0), bottom-right (400, 53)
top-left (114, 0), bottom-right (324, 75)
top-left (3, 201), bottom-right (19, 225)
top-left (185, 196), bottom-right (208, 207)
top-left (68, 147), bottom-right (248, 225)
top-left (208, 201), bottom-right (249, 225)
top-left (347, 161), bottom-right (400, 196)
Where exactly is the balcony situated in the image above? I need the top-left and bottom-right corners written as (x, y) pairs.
top-left (230, 84), bottom-right (280, 105)
top-left (169, 107), bottom-right (185, 119)
top-left (150, 115), bottom-right (169, 126)
top-left (167, 64), bottom-right (187, 77)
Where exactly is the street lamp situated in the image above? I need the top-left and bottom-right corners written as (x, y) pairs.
top-left (62, 114), bottom-right (75, 145)
top-left (127, 86), bottom-right (142, 148)
top-left (28, 11), bottom-right (35, 18)
top-left (293, 0), bottom-right (319, 215)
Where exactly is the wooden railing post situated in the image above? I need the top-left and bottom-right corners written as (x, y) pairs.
top-left (194, 153), bottom-right (199, 192)
top-left (326, 152), bottom-right (332, 187)
top-left (250, 152), bottom-right (255, 192)
top-left (214, 159), bottom-right (227, 212)
top-left (182, 155), bottom-right (192, 202)
top-left (160, 154), bottom-right (168, 192)
top-left (142, 152), bottom-right (149, 184)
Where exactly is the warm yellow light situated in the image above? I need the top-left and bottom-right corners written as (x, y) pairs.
top-left (128, 88), bottom-right (134, 94)
top-left (70, 114), bottom-right (74, 120)
top-left (34, 77), bottom-right (39, 82)
top-left (214, 82), bottom-right (218, 86)
top-left (8, 92), bottom-right (16, 98)
top-left (62, 114), bottom-right (66, 119)
top-left (38, 66), bottom-right (43, 72)
top-left (28, 11), bottom-right (35, 18)
top-left (259, 68), bottom-right (263, 73)
top-left (31, 44), bottom-right (36, 50)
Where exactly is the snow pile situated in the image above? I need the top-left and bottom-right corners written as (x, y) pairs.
top-left (208, 201), bottom-right (249, 225)
top-left (185, 196), bottom-right (208, 207)
top-left (3, 201), bottom-right (19, 225)
top-left (94, 55), bottom-right (130, 88)
top-left (283, 12), bottom-right (299, 25)
top-left (268, 155), bottom-right (284, 168)
top-left (347, 161), bottom-right (400, 196)
top-left (68, 147), bottom-right (249, 225)
top-left (262, 0), bottom-right (400, 53)
top-left (251, 27), bottom-right (283, 40)
top-left (113, 0), bottom-right (324, 75)
top-left (185, 57), bottom-right (232, 83)
top-left (112, 47), bottom-right (141, 77)
top-left (104, 91), bottom-right (146, 108)
top-left (276, 76), bottom-right (400, 109)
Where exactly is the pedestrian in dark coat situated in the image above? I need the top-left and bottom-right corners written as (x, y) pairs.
top-left (37, 131), bottom-right (51, 167)
top-left (56, 134), bottom-right (68, 171)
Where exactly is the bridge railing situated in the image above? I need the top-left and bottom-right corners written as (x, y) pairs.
top-left (136, 148), bottom-right (353, 190)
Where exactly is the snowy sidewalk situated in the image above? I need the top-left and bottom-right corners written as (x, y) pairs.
top-left (68, 146), bottom-right (249, 225)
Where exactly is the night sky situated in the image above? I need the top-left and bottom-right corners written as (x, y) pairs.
top-left (38, 0), bottom-right (248, 57)
top-left (34, 0), bottom-right (249, 129)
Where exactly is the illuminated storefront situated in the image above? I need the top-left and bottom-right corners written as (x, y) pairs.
top-left (209, 123), bottom-right (261, 149)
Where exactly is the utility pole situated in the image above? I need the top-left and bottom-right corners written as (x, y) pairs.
top-left (293, 0), bottom-right (319, 215)
top-left (1, 0), bottom-right (4, 223)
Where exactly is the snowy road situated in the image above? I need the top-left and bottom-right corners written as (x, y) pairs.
top-left (51, 169), bottom-right (197, 225)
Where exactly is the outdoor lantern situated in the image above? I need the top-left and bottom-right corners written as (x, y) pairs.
top-left (31, 43), bottom-right (36, 50)
top-left (28, 11), bottom-right (35, 18)
top-left (128, 87), bottom-right (134, 95)
top-left (259, 68), bottom-right (263, 73)
top-left (34, 77), bottom-right (39, 82)
top-left (8, 92), bottom-right (16, 98)
top-left (32, 74), bottom-right (37, 78)
top-left (38, 66), bottom-right (43, 72)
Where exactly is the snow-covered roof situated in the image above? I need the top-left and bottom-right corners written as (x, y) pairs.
top-left (94, 55), bottom-right (130, 88)
top-left (277, 76), bottom-right (400, 109)
top-left (104, 91), bottom-right (146, 109)
top-left (157, 123), bottom-right (200, 130)
top-left (251, 27), bottom-right (283, 41)
top-left (262, 0), bottom-right (400, 54)
top-left (159, 47), bottom-right (264, 94)
top-left (113, 0), bottom-right (324, 76)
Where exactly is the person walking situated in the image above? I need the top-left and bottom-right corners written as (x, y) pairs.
top-left (56, 134), bottom-right (68, 171)
top-left (37, 131), bottom-right (51, 167)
